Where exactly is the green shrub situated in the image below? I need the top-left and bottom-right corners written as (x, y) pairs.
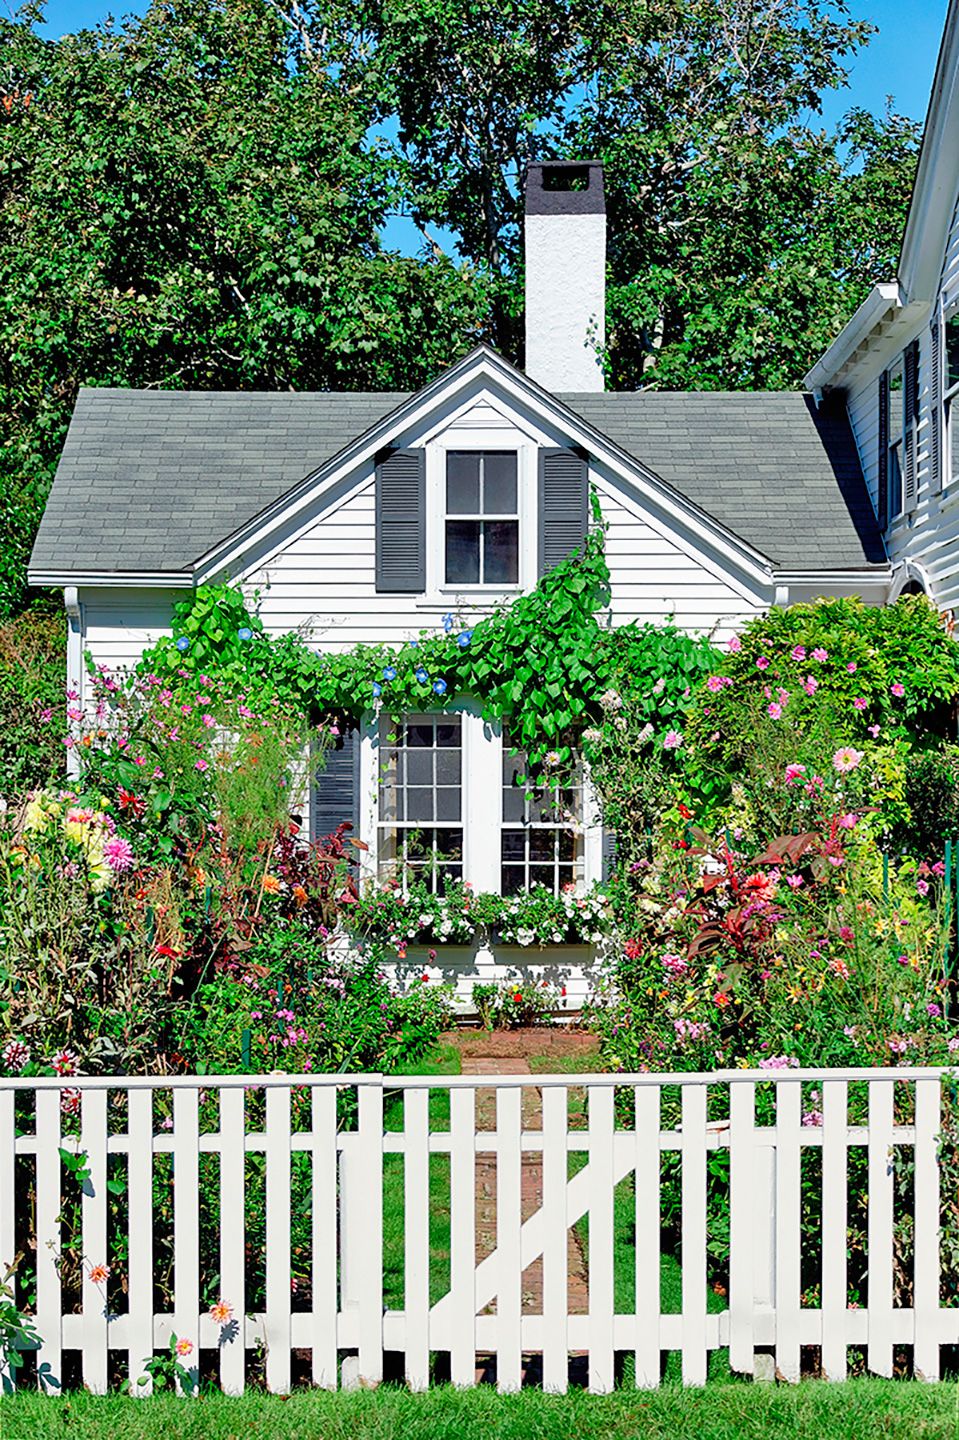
top-left (0, 606), bottom-right (65, 796)
top-left (894, 746), bottom-right (959, 857)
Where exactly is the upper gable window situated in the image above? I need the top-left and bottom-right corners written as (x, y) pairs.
top-left (445, 451), bottom-right (519, 585)
top-left (945, 310), bottom-right (959, 487)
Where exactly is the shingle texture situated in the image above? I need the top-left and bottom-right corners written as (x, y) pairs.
top-left (30, 383), bottom-right (884, 576)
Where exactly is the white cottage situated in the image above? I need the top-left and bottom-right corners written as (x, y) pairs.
top-left (30, 158), bottom-right (895, 1002)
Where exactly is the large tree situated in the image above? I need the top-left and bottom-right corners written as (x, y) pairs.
top-left (0, 0), bottom-right (921, 616)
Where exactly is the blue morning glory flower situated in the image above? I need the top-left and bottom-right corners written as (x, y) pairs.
top-left (237, 627), bottom-right (253, 642)
top-left (442, 613), bottom-right (454, 633)
top-left (457, 630), bottom-right (473, 648)
top-left (372, 681), bottom-right (383, 698)
top-left (409, 640), bottom-right (419, 649)
top-left (175, 636), bottom-right (190, 652)
top-left (415, 667), bottom-right (429, 684)
top-left (433, 678), bottom-right (448, 696)
top-left (383, 666), bottom-right (397, 682)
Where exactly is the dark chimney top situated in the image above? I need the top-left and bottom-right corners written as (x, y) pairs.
top-left (525, 160), bottom-right (605, 217)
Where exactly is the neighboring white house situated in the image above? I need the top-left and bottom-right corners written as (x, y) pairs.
top-left (29, 157), bottom-right (900, 1002)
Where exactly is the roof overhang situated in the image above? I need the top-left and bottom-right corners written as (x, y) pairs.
top-left (802, 284), bottom-right (928, 393)
top-left (29, 569), bottom-right (194, 589)
top-left (899, 0), bottom-right (959, 303)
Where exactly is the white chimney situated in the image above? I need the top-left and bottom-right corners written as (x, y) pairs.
top-left (524, 161), bottom-right (606, 393)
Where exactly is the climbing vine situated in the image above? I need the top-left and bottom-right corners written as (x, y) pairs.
top-left (138, 530), bottom-right (718, 774)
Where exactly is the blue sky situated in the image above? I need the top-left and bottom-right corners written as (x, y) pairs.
top-left (25, 0), bottom-right (951, 254)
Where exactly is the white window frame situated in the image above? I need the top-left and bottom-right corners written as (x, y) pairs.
top-left (443, 450), bottom-right (520, 588)
top-left (424, 429), bottom-right (536, 598)
top-left (358, 706), bottom-right (602, 896)
top-left (943, 298), bottom-right (959, 491)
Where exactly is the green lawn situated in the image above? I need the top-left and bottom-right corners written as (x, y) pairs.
top-left (5, 1383), bottom-right (957, 1440)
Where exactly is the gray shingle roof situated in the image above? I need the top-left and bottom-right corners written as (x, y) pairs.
top-left (29, 382), bottom-right (884, 577)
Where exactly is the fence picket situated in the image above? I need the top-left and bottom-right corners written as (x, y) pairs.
top-left (775, 1081), bottom-right (802, 1384)
top-left (172, 1086), bottom-right (199, 1394)
top-left (588, 1086), bottom-right (615, 1394)
top-left (449, 1086), bottom-right (476, 1387)
top-left (356, 1082), bottom-right (383, 1386)
top-left (218, 1087), bottom-right (245, 1396)
top-left (81, 1088), bottom-right (108, 1395)
top-left (821, 1079), bottom-right (848, 1382)
top-left (728, 1082), bottom-right (754, 1376)
top-left (542, 1085), bottom-right (568, 1394)
top-left (913, 1078), bottom-right (941, 1381)
top-left (310, 1086), bottom-right (338, 1390)
top-left (634, 1084), bottom-right (660, 1388)
top-left (403, 1088), bottom-right (430, 1391)
top-left (127, 1088), bottom-right (154, 1396)
top-left (34, 1090), bottom-right (61, 1393)
top-left (867, 1079), bottom-right (894, 1378)
top-left (0, 1088), bottom-right (16, 1392)
top-left (496, 1085), bottom-right (522, 1393)
top-left (265, 1085), bottom-right (292, 1394)
top-left (680, 1084), bottom-right (708, 1386)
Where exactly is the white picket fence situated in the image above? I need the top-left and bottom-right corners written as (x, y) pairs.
top-left (2, 1068), bottom-right (958, 1394)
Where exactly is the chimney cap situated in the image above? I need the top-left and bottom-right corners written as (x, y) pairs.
top-left (525, 160), bottom-right (605, 217)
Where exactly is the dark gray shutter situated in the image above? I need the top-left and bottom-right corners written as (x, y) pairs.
top-left (538, 448), bottom-right (588, 577)
top-left (877, 370), bottom-right (889, 532)
top-left (601, 826), bottom-right (617, 882)
top-left (904, 340), bottom-right (920, 514)
top-left (930, 318), bottom-right (943, 495)
top-left (311, 726), bottom-right (359, 849)
top-left (375, 447), bottom-right (425, 592)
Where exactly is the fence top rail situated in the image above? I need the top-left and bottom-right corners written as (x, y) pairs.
top-left (1, 1065), bottom-right (956, 1092)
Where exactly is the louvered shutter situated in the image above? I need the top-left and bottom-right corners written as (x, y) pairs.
top-left (311, 726), bottom-right (360, 852)
top-left (538, 448), bottom-right (588, 576)
top-left (375, 447), bottom-right (426, 592)
top-left (601, 826), bottom-right (617, 883)
top-left (877, 370), bottom-right (889, 532)
top-left (930, 317), bottom-right (943, 495)
top-left (904, 339), bottom-right (920, 514)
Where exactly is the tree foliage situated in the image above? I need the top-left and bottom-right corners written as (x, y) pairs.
top-left (0, 0), bottom-right (921, 617)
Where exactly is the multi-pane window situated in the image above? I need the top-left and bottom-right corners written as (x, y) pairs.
top-left (377, 714), bottom-right (463, 892)
top-left (886, 356), bottom-right (904, 522)
top-left (501, 730), bottom-right (583, 896)
top-left (445, 451), bottom-right (519, 585)
top-left (945, 310), bottom-right (959, 487)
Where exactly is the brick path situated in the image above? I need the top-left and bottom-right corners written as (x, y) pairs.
top-left (461, 1055), bottom-right (590, 1319)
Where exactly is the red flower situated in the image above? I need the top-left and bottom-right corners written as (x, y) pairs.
top-left (714, 991), bottom-right (731, 1010)
top-left (624, 938), bottom-right (643, 960)
top-left (118, 788), bottom-right (145, 818)
top-left (677, 803), bottom-right (693, 820)
top-left (421, 973), bottom-right (430, 983)
top-left (155, 944), bottom-right (178, 958)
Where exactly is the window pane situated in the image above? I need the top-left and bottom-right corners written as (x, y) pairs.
top-left (531, 865), bottom-right (555, 889)
top-left (435, 787), bottom-right (461, 821)
top-left (558, 829), bottom-right (576, 861)
top-left (447, 452), bottom-right (480, 513)
top-left (483, 520), bottom-right (519, 584)
top-left (530, 830), bottom-right (556, 862)
top-left (890, 442), bottom-right (903, 518)
top-left (947, 315), bottom-right (959, 391)
top-left (483, 453), bottom-right (517, 513)
top-left (435, 749), bottom-right (460, 784)
top-left (502, 866), bottom-right (525, 896)
top-left (503, 787), bottom-right (525, 822)
top-left (406, 749), bottom-right (433, 786)
top-left (501, 831), bottom-right (526, 860)
top-left (406, 788), bottom-right (434, 821)
top-left (436, 721), bottom-right (461, 747)
top-left (434, 828), bottom-right (464, 863)
top-left (407, 722), bottom-right (434, 748)
top-left (446, 520), bottom-right (481, 583)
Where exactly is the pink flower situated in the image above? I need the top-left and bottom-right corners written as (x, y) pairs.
top-left (846, 662), bottom-right (857, 673)
top-left (53, 1049), bottom-right (78, 1076)
top-left (868, 724), bottom-right (881, 738)
top-left (202, 713), bottom-right (216, 728)
top-left (60, 1088), bottom-right (81, 1116)
top-left (727, 635), bottom-right (742, 652)
top-left (662, 730), bottom-right (683, 750)
top-left (838, 812), bottom-right (858, 829)
top-left (949, 1038), bottom-right (959, 1052)
top-left (802, 1110), bottom-right (824, 1128)
top-left (767, 702), bottom-right (782, 719)
top-left (195, 759), bottom-right (209, 772)
top-left (103, 835), bottom-right (134, 874)
top-left (791, 645), bottom-right (806, 661)
top-left (890, 682), bottom-right (905, 698)
top-left (832, 747), bottom-right (863, 773)
top-left (786, 874), bottom-right (804, 889)
top-left (802, 675), bottom-right (818, 695)
top-left (756, 656), bottom-right (770, 670)
top-left (706, 675), bottom-right (725, 692)
top-left (784, 763), bottom-right (806, 784)
top-left (927, 1003), bottom-right (941, 1018)
top-left (827, 854), bottom-right (845, 867)
top-left (209, 1300), bottom-right (233, 1325)
top-left (853, 697), bottom-right (867, 711)
top-left (917, 878), bottom-right (930, 896)
top-left (812, 648), bottom-right (828, 662)
top-left (175, 1337), bottom-right (194, 1357)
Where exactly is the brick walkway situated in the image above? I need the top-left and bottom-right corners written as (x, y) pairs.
top-left (461, 1055), bottom-right (590, 1319)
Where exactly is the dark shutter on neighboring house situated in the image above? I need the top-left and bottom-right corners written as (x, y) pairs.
top-left (930, 317), bottom-right (943, 495)
top-left (601, 826), bottom-right (617, 883)
top-left (877, 370), bottom-right (889, 532)
top-left (311, 726), bottom-right (360, 852)
top-left (375, 447), bottom-right (426, 592)
top-left (904, 339), bottom-right (920, 514)
top-left (538, 448), bottom-right (589, 577)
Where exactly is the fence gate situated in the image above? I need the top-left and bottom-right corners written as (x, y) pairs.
top-left (2, 1069), bottom-right (958, 1394)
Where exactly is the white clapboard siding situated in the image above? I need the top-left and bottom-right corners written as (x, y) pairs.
top-left (5, 1069), bottom-right (959, 1395)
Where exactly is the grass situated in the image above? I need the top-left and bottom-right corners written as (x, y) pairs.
top-left (4, 1382), bottom-right (958, 1440)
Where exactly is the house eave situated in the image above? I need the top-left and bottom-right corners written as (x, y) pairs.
top-left (803, 284), bottom-right (903, 393)
top-left (28, 569), bottom-right (194, 589)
